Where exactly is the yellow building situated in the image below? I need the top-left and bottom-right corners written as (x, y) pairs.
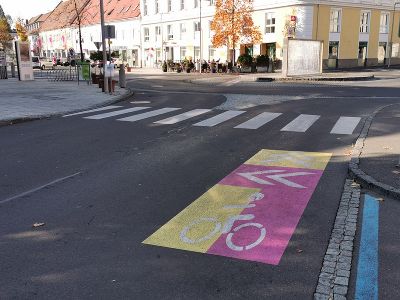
top-left (242, 0), bottom-right (400, 69)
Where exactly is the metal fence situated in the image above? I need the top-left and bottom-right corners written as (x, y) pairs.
top-left (34, 65), bottom-right (91, 85)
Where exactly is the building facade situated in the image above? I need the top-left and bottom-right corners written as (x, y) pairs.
top-left (30, 0), bottom-right (400, 69)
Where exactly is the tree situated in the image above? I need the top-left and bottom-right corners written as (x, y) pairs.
top-left (210, 0), bottom-right (262, 64)
top-left (0, 5), bottom-right (5, 19)
top-left (0, 17), bottom-right (13, 49)
top-left (15, 19), bottom-right (28, 41)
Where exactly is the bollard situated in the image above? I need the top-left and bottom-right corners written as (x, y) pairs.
top-left (118, 64), bottom-right (126, 88)
top-left (11, 62), bottom-right (15, 78)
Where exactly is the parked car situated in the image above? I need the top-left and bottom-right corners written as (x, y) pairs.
top-left (39, 58), bottom-right (56, 70)
top-left (31, 56), bottom-right (41, 69)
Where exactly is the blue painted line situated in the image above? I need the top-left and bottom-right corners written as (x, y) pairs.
top-left (355, 194), bottom-right (379, 300)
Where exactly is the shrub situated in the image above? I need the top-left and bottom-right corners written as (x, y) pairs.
top-left (237, 54), bottom-right (253, 67)
top-left (256, 55), bottom-right (269, 67)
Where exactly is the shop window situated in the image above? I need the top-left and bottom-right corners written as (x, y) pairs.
top-left (329, 41), bottom-right (339, 59)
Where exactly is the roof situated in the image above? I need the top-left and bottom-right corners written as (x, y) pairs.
top-left (40, 0), bottom-right (88, 32)
top-left (27, 14), bottom-right (42, 26)
top-left (80, 0), bottom-right (140, 25)
top-left (39, 0), bottom-right (141, 33)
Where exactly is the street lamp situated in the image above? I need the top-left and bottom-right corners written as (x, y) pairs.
top-left (388, 1), bottom-right (400, 68)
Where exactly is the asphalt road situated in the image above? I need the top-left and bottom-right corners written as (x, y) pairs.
top-left (1, 79), bottom-right (399, 299)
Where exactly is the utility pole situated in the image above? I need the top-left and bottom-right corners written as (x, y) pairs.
top-left (100, 0), bottom-right (108, 92)
top-left (199, 0), bottom-right (202, 73)
top-left (388, 2), bottom-right (400, 68)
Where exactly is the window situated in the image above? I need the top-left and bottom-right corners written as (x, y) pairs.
top-left (209, 0), bottom-right (215, 5)
top-left (180, 47), bottom-right (187, 59)
top-left (209, 20), bottom-right (213, 37)
top-left (155, 26), bottom-right (161, 41)
top-left (329, 41), bottom-right (339, 59)
top-left (180, 23), bottom-right (186, 39)
top-left (194, 21), bottom-right (201, 32)
top-left (265, 13), bottom-right (276, 34)
top-left (132, 29), bottom-right (135, 39)
top-left (168, 0), bottom-right (172, 12)
top-left (380, 13), bottom-right (389, 34)
top-left (360, 11), bottom-right (370, 33)
top-left (155, 0), bottom-right (159, 14)
top-left (194, 46), bottom-right (200, 60)
top-left (167, 25), bottom-right (173, 40)
top-left (181, 0), bottom-right (185, 10)
top-left (194, 0), bottom-right (198, 8)
top-left (209, 46), bottom-right (216, 60)
top-left (144, 27), bottom-right (150, 42)
top-left (330, 9), bottom-right (341, 33)
top-left (143, 0), bottom-right (148, 16)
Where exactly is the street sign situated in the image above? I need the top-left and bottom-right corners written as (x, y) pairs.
top-left (105, 25), bottom-right (116, 39)
top-left (94, 42), bottom-right (102, 50)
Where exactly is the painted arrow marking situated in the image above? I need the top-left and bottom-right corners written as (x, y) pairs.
top-left (237, 170), bottom-right (314, 189)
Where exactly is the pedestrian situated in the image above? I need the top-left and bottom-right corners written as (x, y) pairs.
top-left (52, 55), bottom-right (56, 66)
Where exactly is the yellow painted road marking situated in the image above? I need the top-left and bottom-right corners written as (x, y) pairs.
top-left (245, 149), bottom-right (331, 170)
top-left (143, 185), bottom-right (260, 253)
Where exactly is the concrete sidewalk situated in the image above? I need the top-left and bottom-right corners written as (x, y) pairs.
top-left (350, 104), bottom-right (400, 199)
top-left (0, 78), bottom-right (130, 124)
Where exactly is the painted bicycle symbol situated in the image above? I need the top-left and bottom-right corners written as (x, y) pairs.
top-left (180, 192), bottom-right (266, 251)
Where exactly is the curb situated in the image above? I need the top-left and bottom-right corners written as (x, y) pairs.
top-left (348, 104), bottom-right (400, 200)
top-left (0, 87), bottom-right (133, 127)
top-left (256, 75), bottom-right (375, 82)
top-left (314, 180), bottom-right (361, 300)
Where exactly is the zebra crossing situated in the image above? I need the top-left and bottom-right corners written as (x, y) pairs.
top-left (63, 105), bottom-right (362, 135)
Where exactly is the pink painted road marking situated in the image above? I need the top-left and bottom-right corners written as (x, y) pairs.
top-left (208, 164), bottom-right (324, 265)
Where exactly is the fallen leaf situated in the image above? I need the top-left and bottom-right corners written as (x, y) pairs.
top-left (296, 249), bottom-right (303, 253)
top-left (32, 222), bottom-right (45, 228)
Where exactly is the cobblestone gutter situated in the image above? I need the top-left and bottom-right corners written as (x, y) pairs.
top-left (314, 180), bottom-right (361, 300)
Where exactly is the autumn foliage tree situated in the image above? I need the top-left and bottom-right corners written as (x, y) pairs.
top-left (210, 0), bottom-right (262, 64)
top-left (0, 17), bottom-right (13, 49)
top-left (15, 19), bottom-right (28, 42)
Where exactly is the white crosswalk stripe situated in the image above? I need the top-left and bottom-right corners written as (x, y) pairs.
top-left (117, 108), bottom-right (181, 122)
top-left (84, 107), bottom-right (150, 120)
top-left (154, 109), bottom-right (212, 125)
top-left (193, 110), bottom-right (246, 127)
top-left (63, 105), bottom-right (122, 117)
top-left (70, 106), bottom-right (361, 136)
top-left (330, 117), bottom-right (362, 135)
top-left (281, 114), bottom-right (320, 132)
top-left (235, 112), bottom-right (282, 130)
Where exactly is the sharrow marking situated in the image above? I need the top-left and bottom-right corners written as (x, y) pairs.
top-left (63, 106), bottom-right (122, 117)
top-left (154, 109), bottom-right (212, 125)
top-left (193, 110), bottom-right (246, 127)
top-left (330, 116), bottom-right (362, 135)
top-left (235, 112), bottom-right (282, 129)
top-left (281, 114), bottom-right (320, 132)
top-left (355, 194), bottom-right (379, 300)
top-left (84, 107), bottom-right (150, 120)
top-left (117, 108), bottom-right (181, 122)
